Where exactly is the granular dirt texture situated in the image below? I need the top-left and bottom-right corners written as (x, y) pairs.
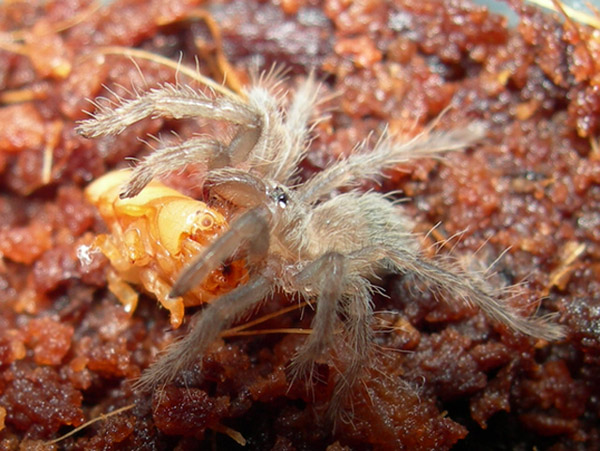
top-left (0, 0), bottom-right (599, 449)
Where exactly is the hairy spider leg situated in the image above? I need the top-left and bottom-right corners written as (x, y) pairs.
top-left (288, 252), bottom-right (347, 381)
top-left (385, 251), bottom-right (565, 341)
top-left (135, 276), bottom-right (271, 392)
top-left (76, 84), bottom-right (263, 198)
top-left (299, 123), bottom-right (486, 204)
top-left (135, 203), bottom-right (272, 391)
top-left (78, 84), bottom-right (258, 138)
top-left (329, 283), bottom-right (372, 422)
top-left (288, 252), bottom-right (376, 421)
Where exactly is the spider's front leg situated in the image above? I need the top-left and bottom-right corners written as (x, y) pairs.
top-left (77, 84), bottom-right (257, 138)
top-left (136, 276), bottom-right (271, 392)
top-left (135, 205), bottom-right (272, 392)
top-left (76, 84), bottom-right (264, 198)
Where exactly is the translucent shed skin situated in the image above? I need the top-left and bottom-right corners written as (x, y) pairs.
top-left (85, 169), bottom-right (246, 328)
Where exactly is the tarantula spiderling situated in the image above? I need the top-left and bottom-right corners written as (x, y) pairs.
top-left (77, 69), bottom-right (565, 417)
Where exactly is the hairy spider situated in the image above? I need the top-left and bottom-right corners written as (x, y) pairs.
top-left (77, 70), bottom-right (564, 417)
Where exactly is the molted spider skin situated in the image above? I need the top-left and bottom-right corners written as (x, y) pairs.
top-left (78, 71), bottom-right (565, 420)
top-left (85, 169), bottom-right (247, 328)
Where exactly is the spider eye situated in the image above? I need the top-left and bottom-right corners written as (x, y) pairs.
top-left (277, 193), bottom-right (288, 207)
top-left (271, 187), bottom-right (288, 208)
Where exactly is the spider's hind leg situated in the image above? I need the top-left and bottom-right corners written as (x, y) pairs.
top-left (385, 248), bottom-right (566, 341)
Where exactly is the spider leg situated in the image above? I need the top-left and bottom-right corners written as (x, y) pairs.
top-left (327, 282), bottom-right (373, 422)
top-left (284, 75), bottom-right (319, 156)
top-left (289, 252), bottom-right (347, 381)
top-left (119, 137), bottom-right (224, 198)
top-left (170, 206), bottom-right (270, 297)
top-left (135, 275), bottom-right (271, 392)
top-left (120, 124), bottom-right (263, 199)
top-left (267, 75), bottom-right (320, 182)
top-left (76, 83), bottom-right (260, 138)
top-left (382, 248), bottom-right (566, 341)
top-left (289, 253), bottom-right (375, 420)
top-left (299, 122), bottom-right (485, 204)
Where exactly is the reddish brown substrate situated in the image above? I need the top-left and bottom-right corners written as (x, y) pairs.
top-left (0, 0), bottom-right (598, 449)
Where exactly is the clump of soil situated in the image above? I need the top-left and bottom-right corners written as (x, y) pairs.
top-left (0, 0), bottom-right (598, 449)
